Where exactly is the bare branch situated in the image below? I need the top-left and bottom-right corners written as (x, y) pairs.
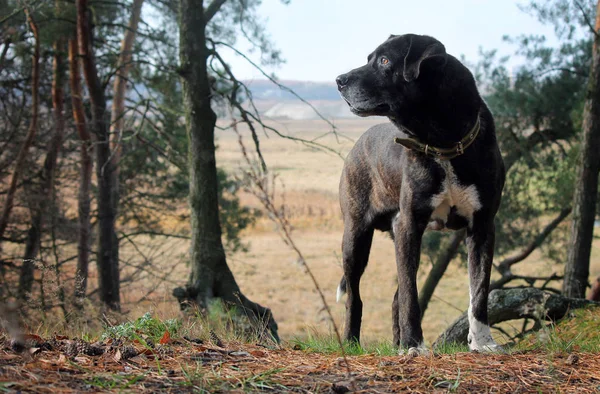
top-left (205, 0), bottom-right (228, 23)
top-left (574, 0), bottom-right (599, 38)
top-left (495, 207), bottom-right (571, 275)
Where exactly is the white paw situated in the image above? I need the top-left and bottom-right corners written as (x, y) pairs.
top-left (471, 342), bottom-right (505, 353)
top-left (468, 333), bottom-right (504, 353)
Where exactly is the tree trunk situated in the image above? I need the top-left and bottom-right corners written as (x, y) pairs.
top-left (419, 229), bottom-right (466, 320)
top-left (69, 35), bottom-right (93, 306)
top-left (109, 0), bottom-right (144, 275)
top-left (0, 10), bottom-right (39, 247)
top-left (564, 0), bottom-right (600, 299)
top-left (435, 288), bottom-right (599, 347)
top-left (77, 0), bottom-right (120, 310)
top-left (174, 0), bottom-right (278, 342)
top-left (18, 35), bottom-right (66, 300)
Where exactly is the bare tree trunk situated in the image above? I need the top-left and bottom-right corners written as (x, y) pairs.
top-left (69, 36), bottom-right (93, 306)
top-left (564, 1), bottom-right (600, 299)
top-left (174, 0), bottom-right (278, 341)
top-left (109, 0), bottom-right (144, 275)
top-left (0, 10), bottom-right (39, 246)
top-left (77, 0), bottom-right (120, 310)
top-left (18, 34), bottom-right (66, 300)
top-left (418, 229), bottom-right (466, 320)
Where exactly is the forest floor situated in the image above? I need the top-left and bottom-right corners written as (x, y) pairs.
top-left (2, 308), bottom-right (600, 393)
top-left (1, 335), bottom-right (599, 393)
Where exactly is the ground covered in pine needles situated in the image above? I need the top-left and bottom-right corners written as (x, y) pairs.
top-left (2, 334), bottom-right (600, 393)
top-left (2, 308), bottom-right (600, 393)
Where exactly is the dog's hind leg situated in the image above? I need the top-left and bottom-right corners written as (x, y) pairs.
top-left (466, 220), bottom-right (502, 352)
top-left (341, 224), bottom-right (374, 345)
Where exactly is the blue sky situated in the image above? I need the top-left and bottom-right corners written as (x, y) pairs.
top-left (221, 0), bottom-right (559, 82)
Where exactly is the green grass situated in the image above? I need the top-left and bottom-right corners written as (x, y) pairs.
top-left (101, 312), bottom-right (182, 343)
top-left (515, 306), bottom-right (600, 353)
top-left (290, 333), bottom-right (472, 356)
top-left (85, 374), bottom-right (146, 390)
top-left (290, 333), bottom-right (396, 356)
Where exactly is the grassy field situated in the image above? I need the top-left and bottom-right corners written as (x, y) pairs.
top-left (210, 117), bottom-right (600, 345)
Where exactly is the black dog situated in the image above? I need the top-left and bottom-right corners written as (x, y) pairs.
top-left (335, 34), bottom-right (505, 354)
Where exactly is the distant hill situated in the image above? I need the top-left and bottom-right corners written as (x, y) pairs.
top-left (241, 79), bottom-right (354, 120)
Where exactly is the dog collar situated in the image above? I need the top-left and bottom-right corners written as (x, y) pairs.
top-left (393, 115), bottom-right (481, 160)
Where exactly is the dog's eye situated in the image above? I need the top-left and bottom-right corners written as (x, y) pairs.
top-left (380, 57), bottom-right (389, 65)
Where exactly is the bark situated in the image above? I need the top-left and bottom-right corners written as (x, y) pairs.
top-left (109, 0), bottom-right (144, 274)
top-left (419, 229), bottom-right (466, 320)
top-left (18, 34), bottom-right (66, 300)
top-left (174, 0), bottom-right (278, 342)
top-left (589, 276), bottom-right (600, 301)
top-left (564, 1), bottom-right (600, 299)
top-left (434, 288), bottom-right (599, 346)
top-left (0, 10), bottom-right (39, 246)
top-left (69, 36), bottom-right (93, 306)
top-left (77, 0), bottom-right (120, 310)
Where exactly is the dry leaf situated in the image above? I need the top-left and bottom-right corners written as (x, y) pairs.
top-left (250, 350), bottom-right (267, 358)
top-left (113, 349), bottom-right (122, 362)
top-left (159, 331), bottom-right (171, 345)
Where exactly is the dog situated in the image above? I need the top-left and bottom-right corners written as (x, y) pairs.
top-left (335, 34), bottom-right (505, 354)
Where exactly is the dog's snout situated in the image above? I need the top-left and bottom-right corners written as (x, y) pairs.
top-left (336, 74), bottom-right (349, 89)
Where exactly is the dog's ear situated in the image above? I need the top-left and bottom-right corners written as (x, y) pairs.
top-left (402, 35), bottom-right (446, 82)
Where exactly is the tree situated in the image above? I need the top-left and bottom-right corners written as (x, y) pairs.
top-left (76, 0), bottom-right (120, 310)
top-left (564, 0), bottom-right (600, 298)
top-left (18, 0), bottom-right (67, 301)
top-left (69, 33), bottom-right (93, 307)
top-left (174, 0), bottom-right (278, 340)
top-left (0, 8), bottom-right (39, 247)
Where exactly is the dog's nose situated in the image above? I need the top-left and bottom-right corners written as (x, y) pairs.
top-left (336, 74), bottom-right (349, 89)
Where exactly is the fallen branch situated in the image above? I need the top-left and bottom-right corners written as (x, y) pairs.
top-left (434, 287), bottom-right (599, 347)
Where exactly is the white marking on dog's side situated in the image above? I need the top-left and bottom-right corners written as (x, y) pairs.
top-left (429, 160), bottom-right (482, 228)
top-left (336, 284), bottom-right (346, 303)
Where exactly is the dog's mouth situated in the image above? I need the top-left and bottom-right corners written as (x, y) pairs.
top-left (341, 94), bottom-right (389, 116)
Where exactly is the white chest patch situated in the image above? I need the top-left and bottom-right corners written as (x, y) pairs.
top-left (429, 160), bottom-right (481, 228)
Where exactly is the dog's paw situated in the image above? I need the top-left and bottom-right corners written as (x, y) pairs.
top-left (399, 345), bottom-right (430, 357)
top-left (468, 338), bottom-right (505, 354)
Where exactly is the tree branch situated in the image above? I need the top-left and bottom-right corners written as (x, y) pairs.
top-left (205, 0), bottom-right (228, 23)
top-left (574, 0), bottom-right (599, 38)
top-left (495, 207), bottom-right (572, 276)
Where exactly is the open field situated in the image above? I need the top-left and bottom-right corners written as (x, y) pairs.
top-left (214, 118), bottom-right (600, 344)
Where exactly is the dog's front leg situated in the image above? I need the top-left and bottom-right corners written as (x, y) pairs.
top-left (466, 219), bottom-right (502, 352)
top-left (392, 190), bottom-right (430, 353)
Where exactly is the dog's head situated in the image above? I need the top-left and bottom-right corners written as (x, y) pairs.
top-left (336, 34), bottom-right (447, 118)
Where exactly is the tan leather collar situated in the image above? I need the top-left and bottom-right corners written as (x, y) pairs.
top-left (393, 114), bottom-right (481, 160)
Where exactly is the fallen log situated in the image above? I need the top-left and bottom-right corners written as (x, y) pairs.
top-left (434, 288), bottom-right (599, 347)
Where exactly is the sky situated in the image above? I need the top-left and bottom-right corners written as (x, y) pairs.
top-left (221, 0), bottom-right (559, 83)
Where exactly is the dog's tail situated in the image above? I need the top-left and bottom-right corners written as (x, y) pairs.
top-left (336, 276), bottom-right (347, 303)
